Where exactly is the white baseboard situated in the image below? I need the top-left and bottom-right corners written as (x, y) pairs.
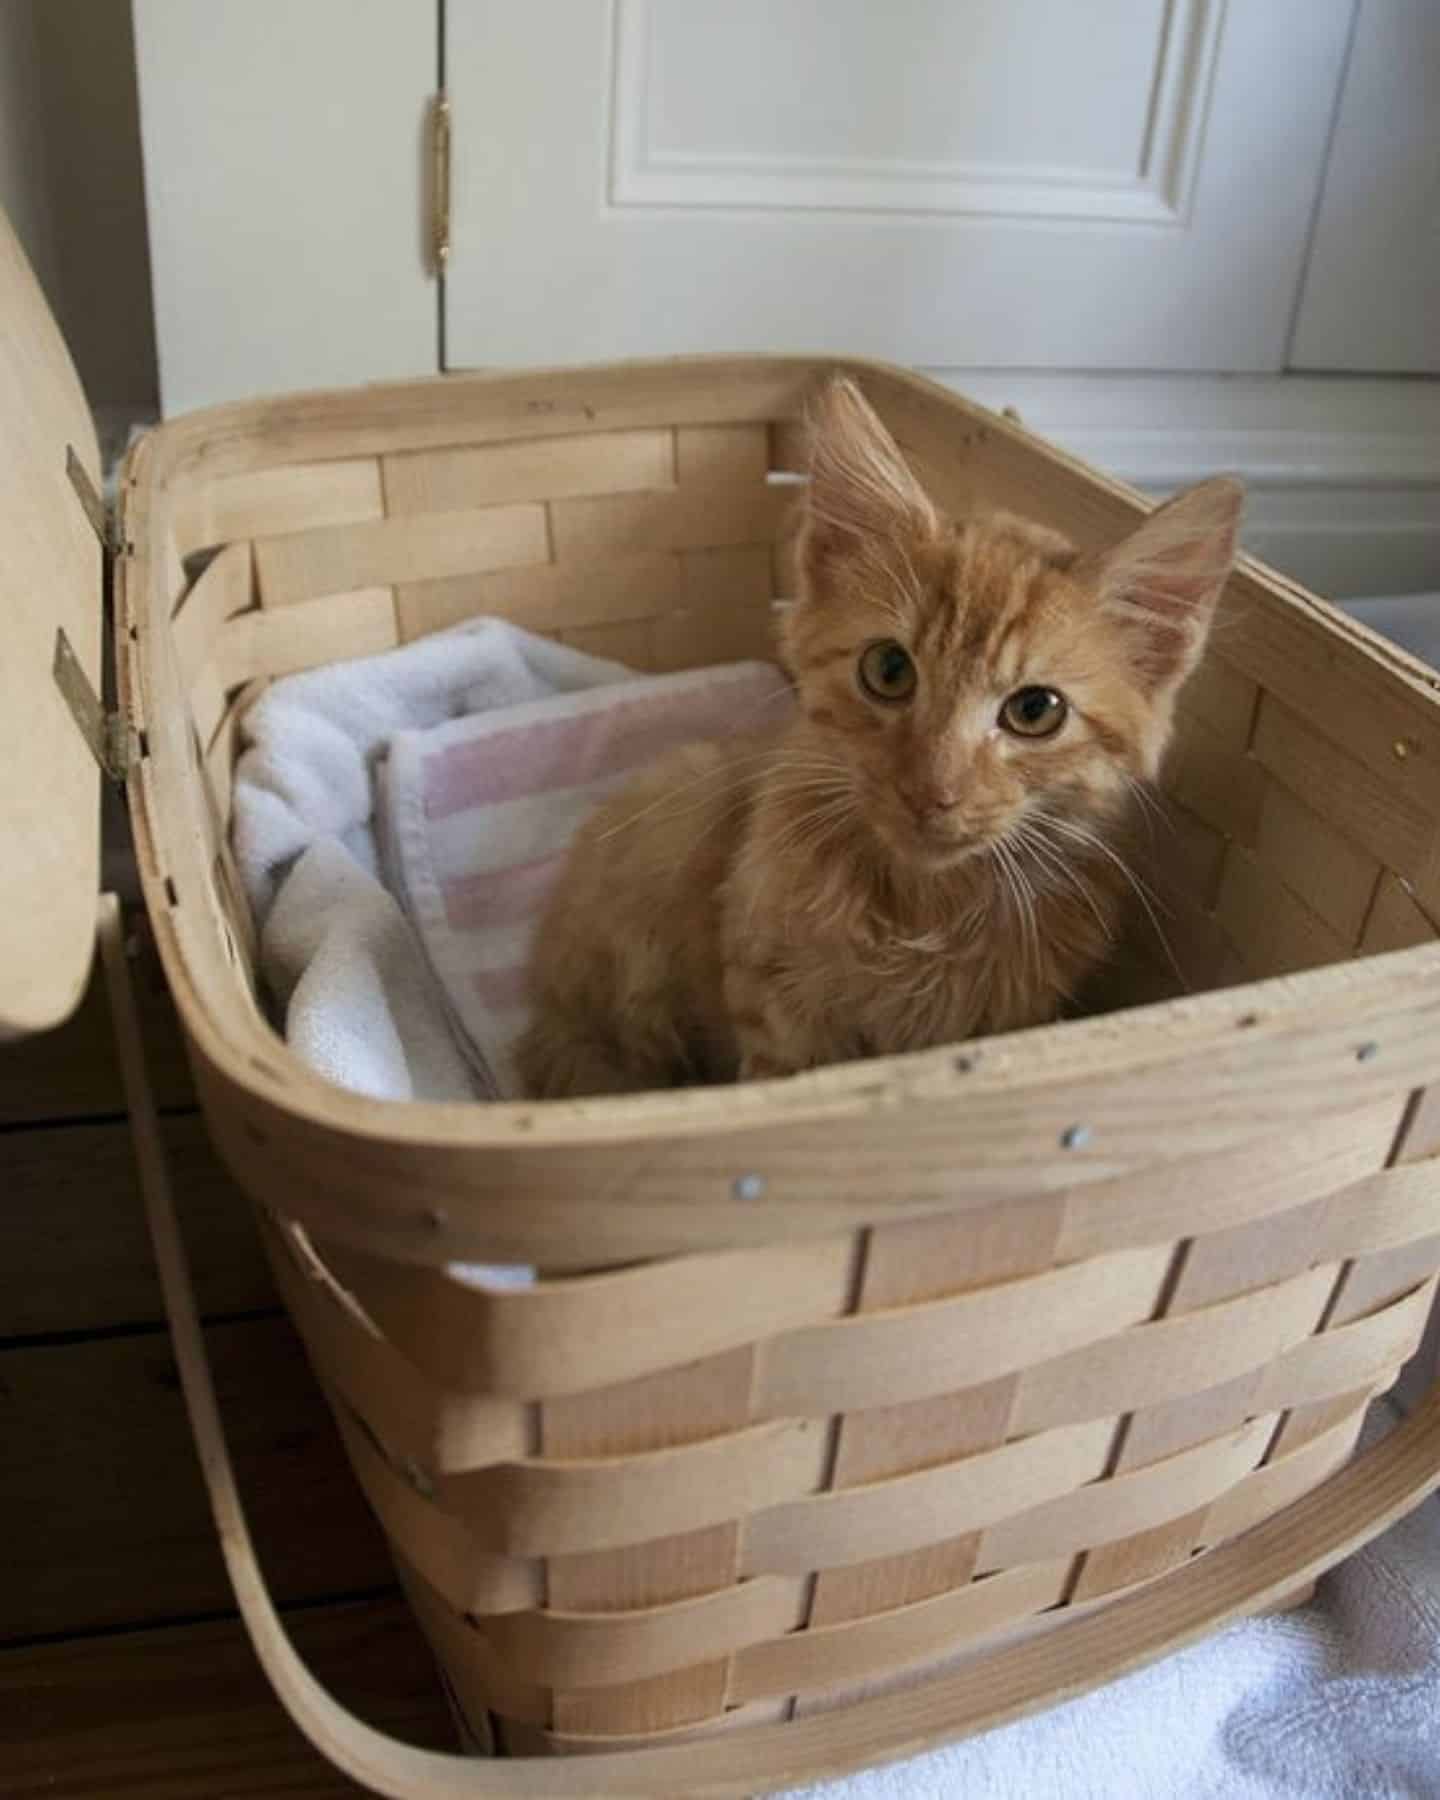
top-left (926, 371), bottom-right (1440, 600)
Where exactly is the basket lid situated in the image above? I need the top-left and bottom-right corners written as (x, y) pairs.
top-left (0, 207), bottom-right (104, 1038)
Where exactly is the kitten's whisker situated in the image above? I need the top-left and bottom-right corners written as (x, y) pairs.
top-left (1031, 810), bottom-right (1186, 989)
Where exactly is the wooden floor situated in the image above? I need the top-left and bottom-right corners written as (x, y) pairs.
top-left (0, 923), bottom-right (458, 1796)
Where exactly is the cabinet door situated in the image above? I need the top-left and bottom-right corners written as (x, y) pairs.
top-left (1289, 0), bottom-right (1440, 374)
top-left (445, 0), bottom-right (1352, 373)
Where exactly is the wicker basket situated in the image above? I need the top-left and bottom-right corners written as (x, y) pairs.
top-left (7, 202), bottom-right (1440, 1794)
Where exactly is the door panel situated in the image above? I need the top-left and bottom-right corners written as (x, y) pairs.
top-left (445, 0), bottom-right (1353, 372)
top-left (1289, 0), bottom-right (1440, 374)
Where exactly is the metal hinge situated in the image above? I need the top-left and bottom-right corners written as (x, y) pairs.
top-left (428, 91), bottom-right (451, 278)
top-left (56, 444), bottom-right (133, 784)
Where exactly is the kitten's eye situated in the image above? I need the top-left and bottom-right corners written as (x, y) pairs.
top-left (858, 640), bottom-right (916, 703)
top-left (1000, 686), bottom-right (1068, 738)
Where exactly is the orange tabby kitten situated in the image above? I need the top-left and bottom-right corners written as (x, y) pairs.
top-left (517, 378), bottom-right (1242, 1097)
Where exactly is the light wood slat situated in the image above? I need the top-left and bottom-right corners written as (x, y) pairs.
top-left (651, 547), bottom-right (781, 671)
top-left (253, 506), bottom-right (548, 608)
top-left (144, 361), bottom-right (820, 477)
top-left (503, 1699), bottom-right (791, 1757)
top-left (975, 1414), bottom-right (1275, 1575)
top-left (1215, 846), bottom-right (1352, 978)
top-left (1252, 694), bottom-right (1434, 881)
top-left (262, 1217), bottom-right (528, 1476)
top-left (675, 424), bottom-right (771, 485)
top-left (333, 1409), bottom-right (542, 1618)
top-left (1215, 576), bottom-right (1440, 810)
top-left (189, 659), bottom-right (229, 756)
top-left (476, 1576), bottom-right (807, 1691)
top-left (758, 1245), bottom-right (1171, 1418)
top-left (383, 430), bottom-right (675, 515)
top-left (447, 1415), bottom-right (826, 1557)
top-left (541, 1347), bottom-right (763, 1733)
top-left (1147, 800), bottom-right (1227, 914)
top-left (212, 587), bottom-right (398, 692)
top-left (1331, 1247), bottom-right (1440, 1329)
top-left (172, 542), bottom-right (255, 688)
top-left (1178, 654), bottom-right (1259, 751)
top-left (1009, 1264), bottom-right (1333, 1436)
top-left (1200, 1402), bottom-right (1369, 1545)
top-left (320, 1235), bottom-right (852, 1397)
top-left (808, 1196), bottom-right (1065, 1628)
top-left (171, 457), bottom-right (385, 557)
top-left (558, 619), bottom-right (658, 667)
top-left (0, 1318), bottom-right (392, 1642)
top-left (1055, 1099), bottom-right (1401, 1261)
top-left (1253, 780), bottom-right (1381, 944)
top-left (743, 1417), bottom-right (1116, 1579)
top-left (729, 1559), bottom-right (1070, 1710)
top-left (0, 1597), bottom-right (454, 1799)
top-left (1254, 1278), bottom-right (1436, 1411)
top-left (203, 967), bottom-right (1440, 1269)
top-left (395, 1557), bottom-right (551, 1729)
top-left (549, 480), bottom-right (790, 563)
top-left (1161, 712), bottom-right (1265, 846)
top-left (1362, 875), bottom-right (1438, 954)
top-left (395, 551), bottom-right (685, 644)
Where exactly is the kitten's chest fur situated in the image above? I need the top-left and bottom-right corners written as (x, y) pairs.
top-left (724, 775), bottom-right (1123, 1066)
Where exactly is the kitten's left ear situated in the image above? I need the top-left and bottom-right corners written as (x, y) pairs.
top-left (1091, 476), bottom-right (1244, 695)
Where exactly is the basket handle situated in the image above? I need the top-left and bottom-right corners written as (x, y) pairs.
top-left (100, 893), bottom-right (1440, 1799)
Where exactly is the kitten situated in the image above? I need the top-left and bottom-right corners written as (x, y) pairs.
top-left (516, 378), bottom-right (1242, 1097)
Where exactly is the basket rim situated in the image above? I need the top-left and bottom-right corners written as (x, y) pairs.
top-left (117, 352), bottom-right (1440, 1157)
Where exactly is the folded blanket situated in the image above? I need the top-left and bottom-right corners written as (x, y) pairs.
top-left (383, 661), bottom-right (791, 1097)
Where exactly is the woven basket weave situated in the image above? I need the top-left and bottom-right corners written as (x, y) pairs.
top-left (113, 355), bottom-right (1440, 1784)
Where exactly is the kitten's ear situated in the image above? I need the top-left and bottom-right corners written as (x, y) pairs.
top-left (802, 377), bottom-right (938, 564)
top-left (1091, 477), bottom-right (1243, 695)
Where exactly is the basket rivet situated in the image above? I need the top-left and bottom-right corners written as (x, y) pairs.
top-left (733, 1173), bottom-right (766, 1201)
top-left (1060, 1124), bottom-right (1092, 1150)
top-left (1393, 738), bottom-right (1415, 761)
top-left (1356, 1041), bottom-right (1379, 1063)
top-left (423, 1206), bottom-right (449, 1230)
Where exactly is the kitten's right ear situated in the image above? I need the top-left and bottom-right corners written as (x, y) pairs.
top-left (1090, 476), bottom-right (1244, 697)
top-left (802, 378), bottom-right (938, 567)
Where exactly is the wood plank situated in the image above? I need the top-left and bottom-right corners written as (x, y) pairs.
top-left (0, 1111), bottom-right (272, 1338)
top-left (807, 1200), bottom-right (1064, 1630)
top-left (1253, 781), bottom-right (1381, 945)
top-left (1160, 712), bottom-right (1265, 848)
top-left (213, 587), bottom-right (399, 691)
top-left (254, 507), bottom-right (549, 608)
top-left (1214, 846), bottom-right (1351, 980)
top-left (542, 1349), bottom-right (757, 1733)
top-left (396, 551), bottom-right (684, 645)
top-left (1362, 874), bottom-right (1438, 955)
top-left (549, 481), bottom-right (789, 563)
top-left (0, 940), bottom-right (193, 1125)
top-left (172, 458), bottom-right (386, 558)
top-left (0, 1316), bottom-right (393, 1641)
top-left (0, 1597), bottom-right (453, 1798)
top-left (382, 429), bottom-right (674, 514)
top-left (1251, 694), bottom-right (1433, 883)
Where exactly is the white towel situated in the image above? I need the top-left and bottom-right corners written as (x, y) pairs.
top-left (382, 661), bottom-right (792, 1097)
top-left (230, 617), bottom-right (632, 1103)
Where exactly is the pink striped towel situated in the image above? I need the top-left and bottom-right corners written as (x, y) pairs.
top-left (382, 661), bottom-right (792, 1096)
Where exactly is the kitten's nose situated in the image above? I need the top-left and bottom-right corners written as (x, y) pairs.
top-left (905, 784), bottom-right (960, 819)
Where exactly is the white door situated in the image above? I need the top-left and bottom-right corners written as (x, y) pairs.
top-left (445, 0), bottom-right (1353, 374)
top-left (1289, 0), bottom-right (1440, 374)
